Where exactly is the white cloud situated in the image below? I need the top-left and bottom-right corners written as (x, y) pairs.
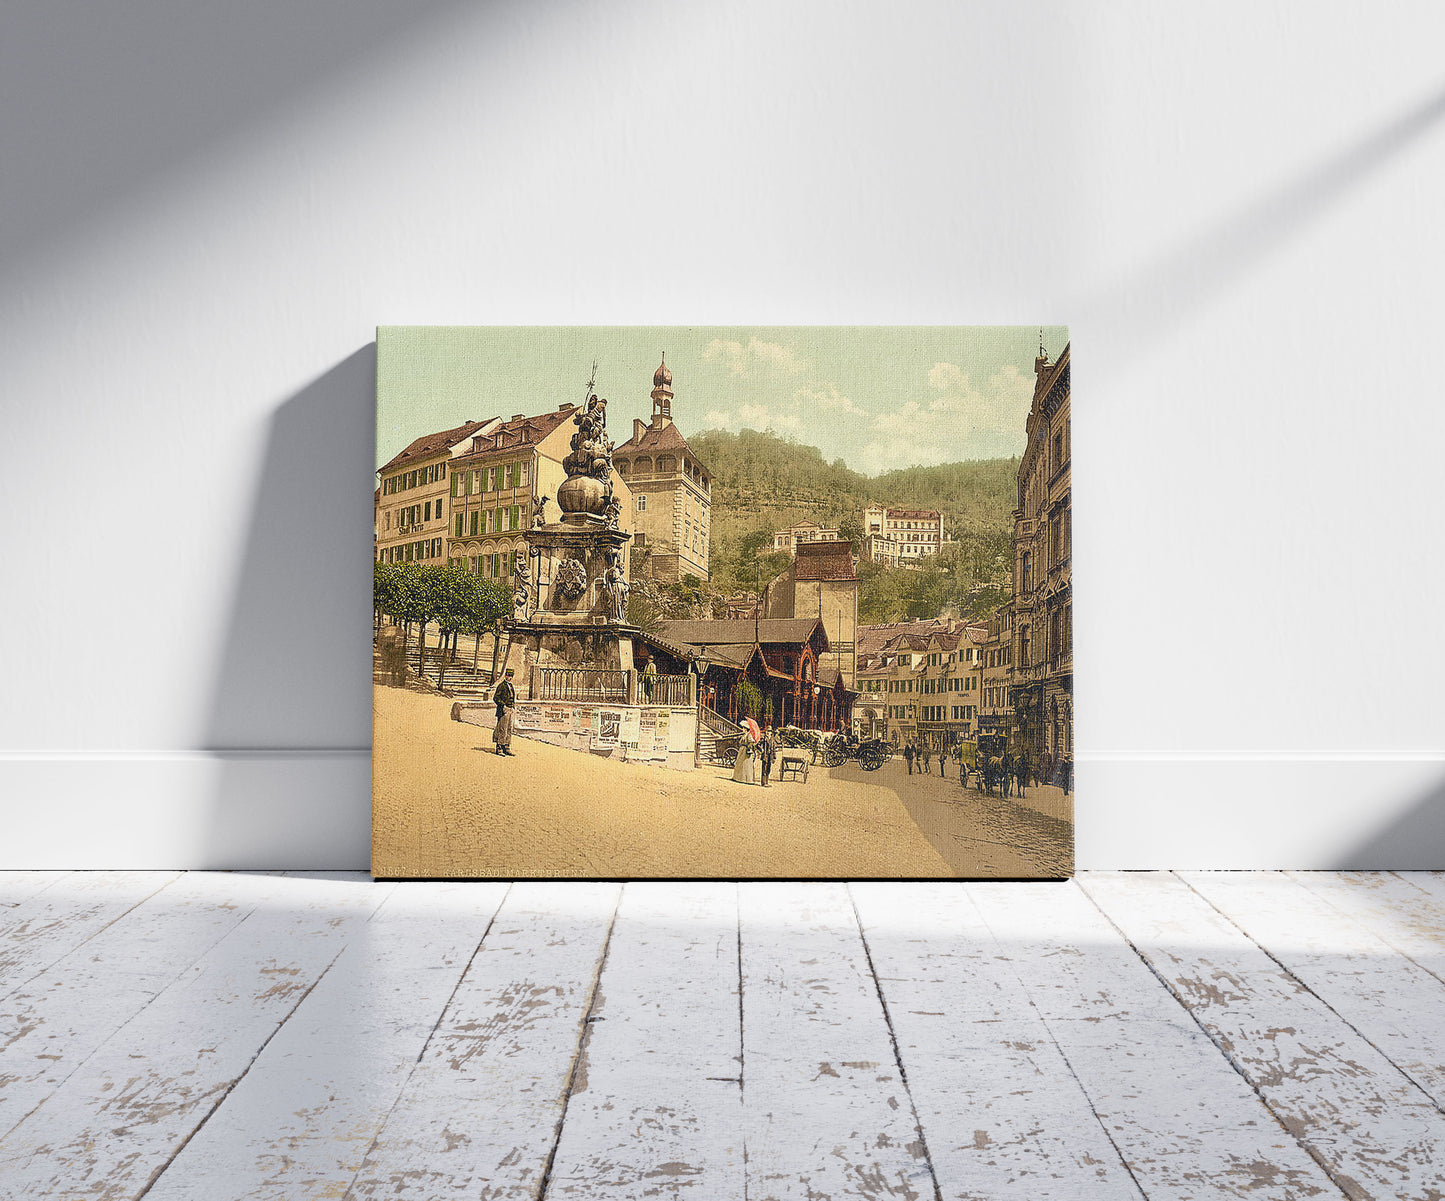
top-left (739, 402), bottom-right (803, 433)
top-left (701, 402), bottom-right (803, 434)
top-left (747, 339), bottom-right (807, 376)
top-left (701, 339), bottom-right (746, 375)
top-left (793, 383), bottom-right (867, 417)
top-left (928, 361), bottom-right (966, 391)
top-left (702, 337), bottom-right (808, 378)
top-left (855, 364), bottom-right (1035, 473)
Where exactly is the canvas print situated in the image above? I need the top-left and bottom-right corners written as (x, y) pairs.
top-left (373, 327), bottom-right (1072, 878)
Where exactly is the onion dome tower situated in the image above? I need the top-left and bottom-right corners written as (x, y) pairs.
top-left (650, 353), bottom-right (673, 426)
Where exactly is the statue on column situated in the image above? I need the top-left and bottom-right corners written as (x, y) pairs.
top-left (598, 546), bottom-right (629, 622)
top-left (512, 555), bottom-right (532, 620)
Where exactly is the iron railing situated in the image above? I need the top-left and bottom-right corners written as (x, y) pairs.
top-left (534, 667), bottom-right (631, 703)
top-left (638, 673), bottom-right (694, 706)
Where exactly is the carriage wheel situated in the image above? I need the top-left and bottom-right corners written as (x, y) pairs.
top-left (860, 746), bottom-right (886, 771)
top-left (822, 740), bottom-right (847, 768)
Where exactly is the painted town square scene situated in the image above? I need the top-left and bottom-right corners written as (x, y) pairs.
top-left (373, 327), bottom-right (1072, 878)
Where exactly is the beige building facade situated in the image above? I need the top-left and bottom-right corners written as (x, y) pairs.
top-left (376, 420), bottom-right (497, 566)
top-left (613, 358), bottom-right (712, 582)
top-left (448, 404), bottom-right (634, 581)
top-left (862, 621), bottom-right (985, 751)
top-left (1010, 341), bottom-right (1072, 762)
top-left (764, 540), bottom-right (859, 689)
top-left (377, 404), bottom-right (634, 584)
top-left (771, 520), bottom-right (841, 554)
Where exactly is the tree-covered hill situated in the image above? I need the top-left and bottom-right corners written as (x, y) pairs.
top-left (687, 428), bottom-right (1018, 614)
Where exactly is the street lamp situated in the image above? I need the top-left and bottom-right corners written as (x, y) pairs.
top-left (692, 653), bottom-right (712, 768)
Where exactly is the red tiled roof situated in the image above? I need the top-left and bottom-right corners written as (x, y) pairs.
top-left (658, 618), bottom-right (828, 650)
top-left (457, 406), bottom-right (577, 458)
top-left (615, 421), bottom-right (711, 477)
top-left (616, 420), bottom-right (689, 454)
top-left (794, 541), bottom-right (858, 582)
top-left (886, 508), bottom-right (941, 520)
top-left (379, 420), bottom-right (492, 474)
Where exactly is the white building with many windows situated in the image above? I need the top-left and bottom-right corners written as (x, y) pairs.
top-left (771, 520), bottom-right (841, 555)
top-left (862, 506), bottom-right (945, 565)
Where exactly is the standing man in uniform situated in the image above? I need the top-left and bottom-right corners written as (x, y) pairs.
top-left (492, 668), bottom-right (517, 756)
top-left (759, 723), bottom-right (776, 788)
top-left (904, 743), bottom-right (915, 775)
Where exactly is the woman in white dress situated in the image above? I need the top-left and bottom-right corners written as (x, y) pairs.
top-left (732, 718), bottom-right (761, 784)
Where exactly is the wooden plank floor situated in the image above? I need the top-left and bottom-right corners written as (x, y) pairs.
top-left (2, 874), bottom-right (1443, 1199)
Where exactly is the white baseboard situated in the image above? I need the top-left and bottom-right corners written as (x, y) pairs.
top-left (0, 753), bottom-right (1441, 871)
top-left (0, 752), bottom-right (371, 870)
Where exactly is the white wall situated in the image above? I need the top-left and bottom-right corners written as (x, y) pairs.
top-left (3, 0), bottom-right (1443, 869)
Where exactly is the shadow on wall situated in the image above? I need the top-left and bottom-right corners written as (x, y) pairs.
top-left (1077, 82), bottom-right (1445, 378)
top-left (202, 346), bottom-right (376, 869)
top-left (0, 0), bottom-right (473, 280)
top-left (1336, 771), bottom-right (1445, 871)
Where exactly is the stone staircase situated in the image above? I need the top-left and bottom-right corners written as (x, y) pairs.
top-left (420, 648), bottom-right (497, 698)
top-left (698, 707), bottom-right (743, 767)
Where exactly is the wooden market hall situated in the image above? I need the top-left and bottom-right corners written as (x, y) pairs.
top-left (656, 618), bottom-right (856, 733)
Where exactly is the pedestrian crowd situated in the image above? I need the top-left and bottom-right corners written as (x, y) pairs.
top-left (900, 739), bottom-right (1072, 795)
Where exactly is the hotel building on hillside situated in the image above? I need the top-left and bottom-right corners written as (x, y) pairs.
top-left (862, 506), bottom-right (945, 566)
top-left (613, 357), bottom-right (712, 583)
top-left (771, 520), bottom-right (841, 555)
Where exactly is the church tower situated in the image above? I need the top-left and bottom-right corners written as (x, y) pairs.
top-left (650, 354), bottom-right (673, 426)
top-left (613, 355), bottom-right (712, 582)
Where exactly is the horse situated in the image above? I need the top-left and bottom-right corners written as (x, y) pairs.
top-left (979, 753), bottom-right (1013, 797)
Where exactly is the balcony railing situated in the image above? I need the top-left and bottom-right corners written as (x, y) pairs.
top-left (533, 667), bottom-right (631, 703)
top-left (639, 673), bottom-right (695, 707)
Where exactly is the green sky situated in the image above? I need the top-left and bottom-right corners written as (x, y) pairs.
top-left (377, 326), bottom-right (1068, 476)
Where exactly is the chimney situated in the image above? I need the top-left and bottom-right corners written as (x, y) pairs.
top-left (512, 414), bottom-right (525, 422)
top-left (633, 418), bottom-right (646, 443)
top-left (559, 402), bottom-right (568, 410)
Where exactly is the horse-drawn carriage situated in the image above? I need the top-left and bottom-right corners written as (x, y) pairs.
top-left (970, 733), bottom-right (1012, 796)
top-left (821, 731), bottom-right (892, 772)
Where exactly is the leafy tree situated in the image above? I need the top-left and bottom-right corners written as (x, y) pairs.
top-left (384, 563), bottom-right (438, 676)
top-left (374, 561), bottom-right (426, 667)
top-left (737, 679), bottom-right (764, 721)
top-left (431, 566), bottom-right (510, 690)
top-left (627, 577), bottom-right (667, 634)
top-left (836, 514), bottom-right (864, 553)
top-left (373, 562), bottom-right (403, 633)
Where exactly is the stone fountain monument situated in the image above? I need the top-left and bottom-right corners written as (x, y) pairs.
top-left (504, 375), bottom-right (640, 687)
